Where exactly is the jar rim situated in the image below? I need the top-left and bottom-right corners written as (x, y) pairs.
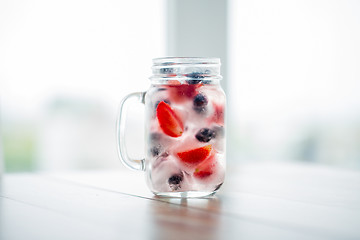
top-left (151, 57), bottom-right (222, 82)
top-left (152, 57), bottom-right (221, 66)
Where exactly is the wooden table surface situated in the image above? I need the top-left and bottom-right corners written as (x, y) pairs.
top-left (1, 162), bottom-right (359, 240)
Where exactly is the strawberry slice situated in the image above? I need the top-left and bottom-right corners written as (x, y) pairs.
top-left (167, 80), bottom-right (181, 85)
top-left (176, 145), bottom-right (212, 165)
top-left (156, 101), bottom-right (184, 137)
top-left (211, 103), bottom-right (224, 124)
top-left (194, 153), bottom-right (216, 178)
top-left (168, 83), bottom-right (202, 102)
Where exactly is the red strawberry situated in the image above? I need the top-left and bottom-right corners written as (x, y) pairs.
top-left (176, 145), bottom-right (212, 165)
top-left (156, 101), bottom-right (184, 137)
top-left (211, 103), bottom-right (224, 124)
top-left (193, 153), bottom-right (216, 178)
top-left (168, 83), bottom-right (202, 102)
top-left (167, 80), bottom-right (181, 85)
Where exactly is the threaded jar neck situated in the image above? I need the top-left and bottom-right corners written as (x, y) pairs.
top-left (150, 57), bottom-right (222, 84)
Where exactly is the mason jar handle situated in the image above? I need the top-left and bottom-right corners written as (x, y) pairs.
top-left (116, 92), bottom-right (146, 171)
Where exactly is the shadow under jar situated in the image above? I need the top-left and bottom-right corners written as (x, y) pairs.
top-left (117, 57), bottom-right (226, 198)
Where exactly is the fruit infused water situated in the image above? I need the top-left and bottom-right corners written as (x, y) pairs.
top-left (145, 57), bottom-right (225, 197)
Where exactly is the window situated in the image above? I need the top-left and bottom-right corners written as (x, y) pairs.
top-left (0, 0), bottom-right (165, 171)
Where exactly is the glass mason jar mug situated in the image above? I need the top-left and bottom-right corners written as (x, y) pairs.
top-left (117, 57), bottom-right (226, 197)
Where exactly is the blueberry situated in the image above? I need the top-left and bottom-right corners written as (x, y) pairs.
top-left (193, 94), bottom-right (208, 107)
top-left (195, 128), bottom-right (216, 142)
top-left (150, 132), bottom-right (162, 141)
top-left (150, 145), bottom-right (161, 156)
top-left (201, 80), bottom-right (212, 84)
top-left (168, 173), bottom-right (184, 190)
top-left (186, 79), bottom-right (202, 84)
top-left (186, 72), bottom-right (205, 84)
top-left (186, 72), bottom-right (205, 79)
top-left (193, 94), bottom-right (208, 113)
top-left (159, 62), bottom-right (175, 74)
top-left (149, 133), bottom-right (162, 156)
top-left (160, 67), bottom-right (173, 74)
top-left (168, 174), bottom-right (183, 185)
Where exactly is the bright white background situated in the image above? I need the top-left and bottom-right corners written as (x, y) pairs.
top-left (228, 0), bottom-right (360, 168)
top-left (1, 0), bottom-right (360, 172)
top-left (0, 0), bottom-right (165, 171)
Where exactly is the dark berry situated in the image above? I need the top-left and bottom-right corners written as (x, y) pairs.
top-left (193, 94), bottom-right (208, 113)
top-left (186, 72), bottom-right (206, 84)
top-left (150, 145), bottom-right (161, 156)
top-left (186, 72), bottom-right (205, 79)
top-left (150, 132), bottom-right (162, 141)
top-left (201, 80), bottom-right (211, 84)
top-left (186, 79), bottom-right (202, 84)
top-left (160, 67), bottom-right (173, 74)
top-left (195, 128), bottom-right (216, 142)
top-left (193, 94), bottom-right (208, 107)
top-left (159, 62), bottom-right (175, 74)
top-left (168, 173), bottom-right (184, 190)
top-left (186, 79), bottom-right (212, 85)
top-left (168, 174), bottom-right (183, 185)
